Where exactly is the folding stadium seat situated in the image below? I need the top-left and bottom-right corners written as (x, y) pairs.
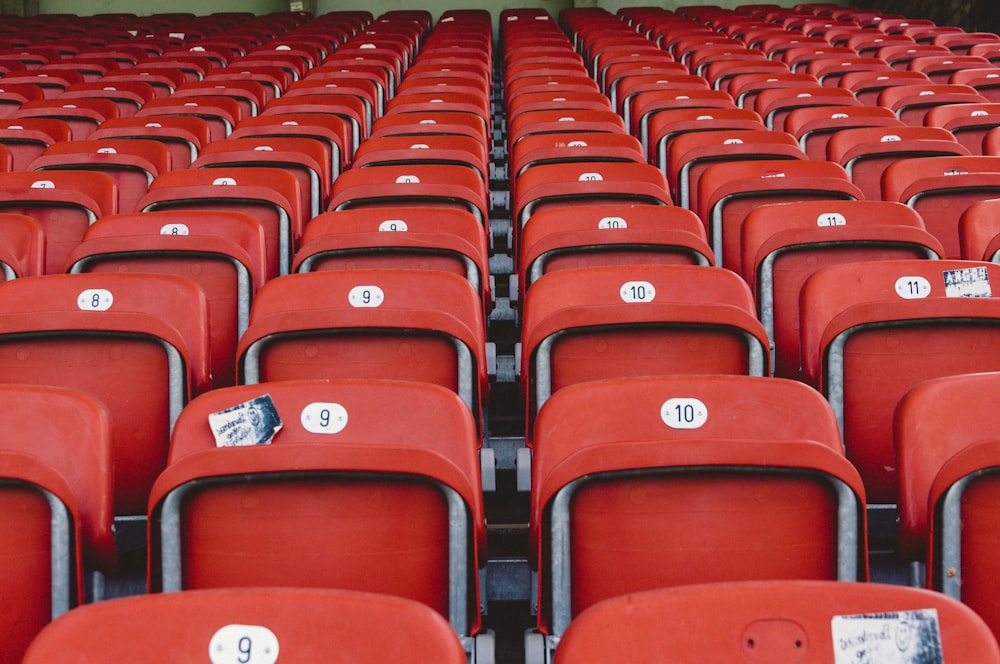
top-left (970, 42), bottom-right (1000, 64)
top-left (845, 31), bottom-right (916, 57)
top-left (137, 167), bottom-right (301, 279)
top-left (512, 162), bottom-right (672, 262)
top-left (726, 72), bottom-right (820, 112)
top-left (170, 79), bottom-right (270, 120)
top-left (783, 104), bottom-right (902, 160)
top-left (648, 107), bottom-right (766, 173)
top-left (352, 134), bottom-right (489, 192)
top-left (293, 71), bottom-right (384, 121)
top-left (193, 137), bottom-right (328, 222)
top-left (204, 65), bottom-right (290, 105)
top-left (948, 68), bottom-right (1000, 105)
top-left (754, 85), bottom-right (861, 132)
top-left (741, 200), bottom-right (944, 379)
top-left (907, 54), bottom-right (994, 85)
top-left (631, 89), bottom-right (736, 158)
top-left (0, 71), bottom-right (80, 100)
top-left (960, 199), bottom-right (1000, 261)
top-left (369, 109), bottom-right (490, 153)
top-left (701, 58), bottom-right (790, 95)
top-left (835, 69), bottom-right (928, 105)
top-left (666, 128), bottom-right (803, 211)
top-left (65, 211), bottom-right (267, 389)
top-left (828, 126), bottom-right (969, 202)
top-left (896, 371), bottom-right (1000, 642)
top-left (11, 98), bottom-right (118, 140)
top-left (30, 139), bottom-right (170, 215)
top-left (146, 379), bottom-right (491, 660)
top-left (136, 96), bottom-right (241, 142)
top-left (799, 259), bottom-right (1000, 504)
top-left (509, 132), bottom-right (644, 189)
top-left (23, 588), bottom-right (469, 664)
top-left (551, 581), bottom-right (1000, 664)
top-left (0, 273), bottom-right (211, 516)
top-left (329, 163), bottom-right (489, 227)
top-left (879, 83), bottom-right (988, 127)
top-left (882, 155), bottom-right (1000, 258)
top-left (696, 159), bottom-right (863, 271)
top-left (934, 30), bottom-right (1000, 55)
top-left (262, 93), bottom-right (367, 160)
top-left (0, 170), bottom-right (116, 274)
top-left (924, 102), bottom-right (1000, 155)
top-left (235, 270), bottom-right (487, 427)
top-left (804, 55), bottom-right (893, 88)
top-left (517, 204), bottom-right (713, 302)
top-left (507, 108), bottom-right (625, 151)
top-left (526, 375), bottom-right (867, 658)
top-left (56, 81), bottom-right (154, 119)
top-left (293, 206), bottom-right (492, 315)
top-left (0, 82), bottom-right (43, 119)
top-left (520, 265), bottom-right (769, 431)
top-left (89, 116), bottom-right (210, 170)
top-left (98, 68), bottom-right (184, 100)
top-left (0, 385), bottom-right (113, 664)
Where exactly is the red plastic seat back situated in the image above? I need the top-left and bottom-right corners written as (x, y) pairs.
top-left (23, 587), bottom-right (467, 664)
top-left (800, 259), bottom-right (1000, 503)
top-left (0, 273), bottom-right (210, 515)
top-left (556, 581), bottom-right (1000, 663)
top-left (0, 385), bottom-right (113, 664)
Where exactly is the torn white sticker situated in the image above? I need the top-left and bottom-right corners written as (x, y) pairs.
top-left (831, 609), bottom-right (943, 664)
top-left (944, 266), bottom-right (992, 298)
top-left (209, 394), bottom-right (283, 448)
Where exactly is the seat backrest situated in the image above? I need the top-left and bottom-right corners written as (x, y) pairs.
top-left (66, 210), bottom-right (267, 388)
top-left (0, 117), bottom-right (70, 170)
top-left (0, 273), bottom-right (210, 515)
top-left (741, 200), bottom-right (944, 380)
top-left (136, 96), bottom-right (241, 142)
top-left (12, 97), bottom-right (119, 139)
top-left (0, 384), bottom-right (113, 664)
top-left (30, 139), bottom-right (170, 214)
top-left (666, 127), bottom-right (802, 211)
top-left (519, 203), bottom-right (712, 294)
top-left (521, 264), bottom-right (769, 433)
top-left (827, 125), bottom-right (968, 201)
top-left (23, 587), bottom-right (467, 664)
top-left (236, 269), bottom-right (487, 427)
top-left (328, 162), bottom-right (488, 223)
top-left (90, 115), bottom-right (211, 169)
top-left (894, 371), bottom-right (1000, 645)
top-left (784, 103), bottom-right (902, 159)
top-left (530, 375), bottom-right (866, 638)
top-left (882, 154), bottom-right (1000, 258)
top-left (799, 259), bottom-right (1000, 504)
top-left (138, 167), bottom-right (301, 279)
top-left (925, 101), bottom-right (1000, 155)
top-left (555, 580), bottom-right (1000, 663)
top-left (293, 206), bottom-right (491, 314)
top-left (696, 158), bottom-right (862, 270)
top-left (194, 136), bottom-right (329, 222)
top-left (147, 379), bottom-right (485, 640)
top-left (878, 82), bottom-right (988, 126)
top-left (233, 111), bottom-right (349, 173)
top-left (0, 170), bottom-right (117, 274)
top-left (960, 198), bottom-right (1000, 261)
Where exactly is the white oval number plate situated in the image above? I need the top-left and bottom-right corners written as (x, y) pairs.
top-left (349, 285), bottom-right (384, 308)
top-left (598, 216), bottom-right (627, 229)
top-left (160, 223), bottom-right (190, 235)
top-left (378, 219), bottom-right (408, 232)
top-left (895, 276), bottom-right (931, 299)
top-left (300, 402), bottom-right (349, 434)
top-left (620, 281), bottom-right (656, 303)
top-left (816, 212), bottom-right (846, 227)
top-left (661, 398), bottom-right (708, 429)
top-left (77, 289), bottom-right (113, 311)
top-left (209, 624), bottom-right (279, 664)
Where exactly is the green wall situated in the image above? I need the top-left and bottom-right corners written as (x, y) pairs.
top-left (37, 0), bottom-right (288, 14)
